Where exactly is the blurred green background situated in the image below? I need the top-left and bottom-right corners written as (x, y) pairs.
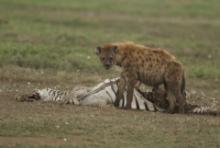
top-left (0, 0), bottom-right (219, 79)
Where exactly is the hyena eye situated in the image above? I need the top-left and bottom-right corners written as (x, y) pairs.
top-left (109, 57), bottom-right (113, 61)
top-left (101, 57), bottom-right (105, 61)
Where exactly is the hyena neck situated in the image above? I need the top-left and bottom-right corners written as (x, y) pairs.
top-left (115, 49), bottom-right (127, 67)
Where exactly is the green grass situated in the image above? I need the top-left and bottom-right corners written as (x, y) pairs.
top-left (0, 0), bottom-right (219, 78)
top-left (0, 0), bottom-right (220, 147)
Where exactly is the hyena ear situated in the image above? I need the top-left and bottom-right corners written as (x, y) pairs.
top-left (112, 45), bottom-right (118, 53)
top-left (96, 46), bottom-right (101, 55)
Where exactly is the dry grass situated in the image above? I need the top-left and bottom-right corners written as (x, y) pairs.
top-left (0, 66), bottom-right (219, 148)
top-left (0, 87), bottom-right (220, 148)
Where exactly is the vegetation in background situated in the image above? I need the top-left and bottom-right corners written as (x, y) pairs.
top-left (0, 0), bottom-right (219, 78)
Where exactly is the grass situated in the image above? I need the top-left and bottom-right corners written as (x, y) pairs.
top-left (0, 0), bottom-right (220, 77)
top-left (0, 0), bottom-right (220, 147)
top-left (0, 99), bottom-right (219, 148)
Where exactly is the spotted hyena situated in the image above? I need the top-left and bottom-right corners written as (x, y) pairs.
top-left (96, 42), bottom-right (186, 113)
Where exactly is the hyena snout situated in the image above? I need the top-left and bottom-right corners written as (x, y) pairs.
top-left (104, 63), bottom-right (112, 69)
top-left (103, 59), bottom-right (113, 69)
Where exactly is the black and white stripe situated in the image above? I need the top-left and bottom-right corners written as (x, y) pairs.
top-left (34, 79), bottom-right (163, 112)
top-left (30, 79), bottom-right (219, 115)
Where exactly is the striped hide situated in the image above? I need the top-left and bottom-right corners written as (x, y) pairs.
top-left (16, 78), bottom-right (219, 115)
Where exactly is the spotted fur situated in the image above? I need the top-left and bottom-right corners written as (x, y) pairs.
top-left (96, 42), bottom-right (186, 113)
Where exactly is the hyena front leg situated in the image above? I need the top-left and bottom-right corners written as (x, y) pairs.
top-left (124, 71), bottom-right (136, 109)
top-left (125, 79), bottom-right (135, 109)
top-left (115, 76), bottom-right (126, 107)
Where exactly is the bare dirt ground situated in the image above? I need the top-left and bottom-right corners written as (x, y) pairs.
top-left (0, 69), bottom-right (219, 148)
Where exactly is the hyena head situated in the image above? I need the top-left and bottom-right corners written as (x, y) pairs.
top-left (96, 44), bottom-right (118, 70)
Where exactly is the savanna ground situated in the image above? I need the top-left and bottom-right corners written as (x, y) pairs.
top-left (0, 0), bottom-right (220, 147)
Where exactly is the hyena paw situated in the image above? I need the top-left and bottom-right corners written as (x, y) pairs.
top-left (114, 101), bottom-right (120, 107)
top-left (124, 106), bottom-right (131, 110)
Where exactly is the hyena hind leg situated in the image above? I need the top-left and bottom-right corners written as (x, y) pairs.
top-left (166, 82), bottom-right (186, 113)
top-left (166, 90), bottom-right (176, 113)
top-left (165, 61), bottom-right (186, 113)
top-left (175, 91), bottom-right (186, 113)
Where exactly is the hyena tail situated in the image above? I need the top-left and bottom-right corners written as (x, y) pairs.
top-left (186, 104), bottom-right (220, 116)
top-left (181, 74), bottom-right (186, 97)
